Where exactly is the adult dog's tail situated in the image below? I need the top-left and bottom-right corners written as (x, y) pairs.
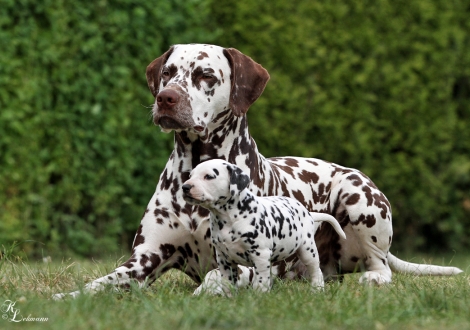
top-left (387, 253), bottom-right (463, 275)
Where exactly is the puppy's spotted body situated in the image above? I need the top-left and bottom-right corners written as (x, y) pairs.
top-left (53, 44), bottom-right (462, 300)
top-left (183, 159), bottom-right (346, 293)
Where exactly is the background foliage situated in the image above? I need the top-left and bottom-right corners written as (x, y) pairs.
top-left (1, 0), bottom-right (469, 257)
top-left (0, 0), bottom-right (216, 256)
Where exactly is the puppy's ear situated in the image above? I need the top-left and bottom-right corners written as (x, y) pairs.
top-left (227, 165), bottom-right (250, 194)
top-left (146, 46), bottom-right (175, 97)
top-left (223, 48), bottom-right (270, 117)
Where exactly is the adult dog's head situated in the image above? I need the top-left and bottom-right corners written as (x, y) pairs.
top-left (146, 44), bottom-right (270, 134)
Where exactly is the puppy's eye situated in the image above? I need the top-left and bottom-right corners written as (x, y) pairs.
top-left (204, 174), bottom-right (215, 180)
top-left (162, 70), bottom-right (170, 77)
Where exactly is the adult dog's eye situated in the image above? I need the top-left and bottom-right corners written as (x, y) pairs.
top-left (202, 73), bottom-right (213, 79)
top-left (162, 70), bottom-right (170, 77)
top-left (204, 174), bottom-right (215, 180)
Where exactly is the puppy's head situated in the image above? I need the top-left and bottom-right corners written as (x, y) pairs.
top-left (182, 159), bottom-right (250, 208)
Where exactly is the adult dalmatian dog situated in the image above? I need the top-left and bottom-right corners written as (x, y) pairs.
top-left (183, 159), bottom-right (347, 295)
top-left (53, 44), bottom-right (461, 299)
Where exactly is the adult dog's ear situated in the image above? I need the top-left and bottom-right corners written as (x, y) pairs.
top-left (227, 164), bottom-right (250, 194)
top-left (223, 48), bottom-right (270, 117)
top-left (146, 46), bottom-right (175, 97)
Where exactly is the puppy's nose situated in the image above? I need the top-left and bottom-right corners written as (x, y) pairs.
top-left (182, 184), bottom-right (192, 194)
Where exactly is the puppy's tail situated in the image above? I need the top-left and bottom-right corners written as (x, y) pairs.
top-left (309, 212), bottom-right (346, 239)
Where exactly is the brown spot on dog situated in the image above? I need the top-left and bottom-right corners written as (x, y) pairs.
top-left (373, 192), bottom-right (391, 219)
top-left (353, 214), bottom-right (376, 228)
top-left (126, 270), bottom-right (138, 279)
top-left (362, 185), bottom-right (373, 206)
top-left (161, 171), bottom-right (176, 192)
top-left (298, 170), bottom-right (319, 184)
top-left (275, 164), bottom-right (295, 180)
top-left (292, 189), bottom-right (307, 206)
top-left (172, 200), bottom-right (181, 218)
top-left (197, 51), bottom-right (209, 60)
top-left (284, 158), bottom-right (299, 167)
top-left (184, 243), bottom-right (193, 258)
top-left (190, 218), bottom-right (198, 231)
top-left (177, 246), bottom-right (188, 259)
top-left (345, 193), bottom-right (360, 205)
top-left (140, 253), bottom-right (161, 277)
top-left (132, 225), bottom-right (145, 249)
top-left (197, 206), bottom-right (210, 217)
top-left (154, 208), bottom-right (170, 219)
top-left (160, 244), bottom-right (176, 260)
top-left (307, 160), bottom-right (319, 166)
top-left (181, 203), bottom-right (194, 217)
top-left (121, 254), bottom-right (137, 268)
top-left (347, 174), bottom-right (363, 187)
top-left (191, 66), bottom-right (204, 90)
top-left (204, 227), bottom-right (211, 240)
top-left (280, 179), bottom-right (290, 196)
top-left (361, 185), bottom-right (391, 219)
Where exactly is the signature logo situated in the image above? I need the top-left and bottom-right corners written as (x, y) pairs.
top-left (1, 300), bottom-right (48, 322)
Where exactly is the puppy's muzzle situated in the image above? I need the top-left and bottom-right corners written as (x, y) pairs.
top-left (182, 184), bottom-right (193, 194)
top-left (182, 183), bottom-right (200, 205)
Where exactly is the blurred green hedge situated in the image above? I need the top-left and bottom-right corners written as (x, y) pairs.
top-left (0, 0), bottom-right (217, 256)
top-left (1, 0), bottom-right (469, 257)
top-left (210, 0), bottom-right (470, 252)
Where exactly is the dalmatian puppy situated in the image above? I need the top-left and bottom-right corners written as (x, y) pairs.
top-left (183, 159), bottom-right (346, 294)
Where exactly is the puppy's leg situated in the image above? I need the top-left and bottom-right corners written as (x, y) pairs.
top-left (193, 269), bottom-right (223, 295)
top-left (298, 225), bottom-right (324, 291)
top-left (250, 249), bottom-right (272, 292)
top-left (214, 250), bottom-right (238, 296)
top-left (297, 247), bottom-right (324, 290)
top-left (193, 265), bottom-right (253, 295)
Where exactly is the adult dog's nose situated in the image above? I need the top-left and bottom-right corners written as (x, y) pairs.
top-left (182, 184), bottom-right (193, 194)
top-left (157, 89), bottom-right (179, 109)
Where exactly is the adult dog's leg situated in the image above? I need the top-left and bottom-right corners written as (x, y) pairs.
top-left (53, 200), bottom-right (197, 299)
top-left (331, 173), bottom-right (393, 285)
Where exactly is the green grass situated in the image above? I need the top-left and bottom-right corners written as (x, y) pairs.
top-left (0, 247), bottom-right (469, 330)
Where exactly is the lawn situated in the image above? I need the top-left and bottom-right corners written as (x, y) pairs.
top-left (1, 248), bottom-right (469, 330)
